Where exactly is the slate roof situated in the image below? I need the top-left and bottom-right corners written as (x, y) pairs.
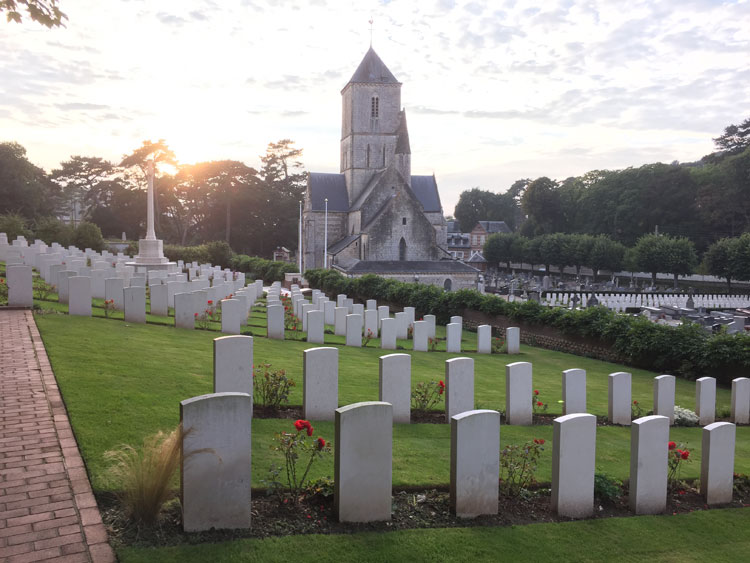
top-left (468, 251), bottom-right (487, 263)
top-left (328, 234), bottom-right (360, 255)
top-left (447, 233), bottom-right (470, 248)
top-left (446, 220), bottom-right (460, 233)
top-left (308, 173), bottom-right (349, 211)
top-left (411, 175), bottom-right (441, 212)
top-left (347, 47), bottom-right (400, 85)
top-left (475, 220), bottom-right (511, 234)
top-left (309, 172), bottom-right (442, 213)
top-left (343, 260), bottom-right (480, 274)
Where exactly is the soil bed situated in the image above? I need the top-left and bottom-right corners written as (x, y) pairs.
top-left (100, 483), bottom-right (749, 551)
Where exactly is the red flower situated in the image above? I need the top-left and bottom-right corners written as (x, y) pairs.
top-left (681, 450), bottom-right (690, 460)
top-left (208, 300), bottom-right (213, 305)
top-left (438, 380), bottom-right (445, 395)
top-left (294, 419), bottom-right (306, 431)
top-left (668, 441), bottom-right (676, 450)
top-left (534, 438), bottom-right (545, 445)
top-left (633, 400), bottom-right (639, 405)
top-left (194, 312), bottom-right (198, 317)
top-left (537, 401), bottom-right (543, 407)
top-left (317, 437), bottom-right (326, 449)
top-left (534, 390), bottom-right (539, 395)
top-left (307, 425), bottom-right (314, 437)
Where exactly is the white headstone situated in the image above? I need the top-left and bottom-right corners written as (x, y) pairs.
top-left (7, 265), bottom-right (33, 307)
top-left (335, 402), bottom-right (392, 522)
top-left (380, 317), bottom-right (397, 350)
top-left (403, 306), bottom-right (416, 328)
top-left (104, 277), bottom-right (124, 310)
top-left (364, 308), bottom-right (379, 339)
top-left (68, 276), bottom-right (92, 317)
top-left (307, 310), bottom-right (325, 344)
top-left (445, 357), bottom-right (474, 422)
top-left (334, 306), bottom-right (348, 336)
top-left (221, 299), bottom-right (241, 335)
top-left (446, 323), bottom-right (461, 353)
top-left (302, 303), bottom-right (315, 332)
top-left (506, 361), bottom-right (532, 426)
top-left (552, 413), bottom-right (596, 518)
top-left (701, 422), bottom-right (736, 505)
top-left (731, 377), bottom-right (750, 424)
top-left (653, 375), bottom-right (675, 424)
top-left (450, 409), bottom-right (500, 518)
top-left (122, 286), bottom-right (146, 323)
top-left (352, 303), bottom-right (364, 318)
top-left (395, 312), bottom-right (409, 339)
top-left (608, 372), bottom-right (632, 425)
top-left (629, 415), bottom-right (669, 515)
top-left (267, 304), bottom-right (284, 340)
top-left (213, 336), bottom-right (253, 396)
top-left (181, 392), bottom-right (252, 532)
top-left (377, 305), bottom-right (390, 327)
top-left (378, 353), bottom-right (410, 424)
top-left (450, 315), bottom-right (462, 327)
top-left (324, 300), bottom-right (335, 325)
top-left (366, 299), bottom-right (377, 310)
top-left (477, 325), bottom-right (491, 354)
top-left (174, 292), bottom-right (194, 329)
top-left (424, 314), bottom-right (436, 339)
top-left (345, 314), bottom-right (363, 347)
top-left (150, 283), bottom-right (168, 316)
top-left (562, 368), bottom-right (586, 415)
top-left (303, 347), bottom-right (338, 421)
top-left (506, 327), bottom-right (520, 355)
top-left (696, 377), bottom-right (716, 426)
top-left (413, 320), bottom-right (428, 352)
top-left (57, 270), bottom-right (76, 304)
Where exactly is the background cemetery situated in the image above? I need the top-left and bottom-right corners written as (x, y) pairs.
top-left (1, 229), bottom-right (749, 560)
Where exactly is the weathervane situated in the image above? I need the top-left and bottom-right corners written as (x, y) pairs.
top-left (369, 17), bottom-right (374, 46)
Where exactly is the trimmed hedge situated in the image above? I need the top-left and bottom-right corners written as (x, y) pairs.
top-left (163, 241), bottom-right (234, 268)
top-left (304, 269), bottom-right (750, 384)
top-left (230, 255), bottom-right (298, 284)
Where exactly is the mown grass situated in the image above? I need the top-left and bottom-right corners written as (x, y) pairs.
top-left (118, 508), bottom-right (750, 563)
top-left (33, 310), bottom-right (749, 493)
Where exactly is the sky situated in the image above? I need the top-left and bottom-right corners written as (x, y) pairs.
top-left (2, 0), bottom-right (750, 216)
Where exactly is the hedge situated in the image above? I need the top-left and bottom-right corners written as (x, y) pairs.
top-left (230, 255), bottom-right (298, 284)
top-left (304, 269), bottom-right (750, 384)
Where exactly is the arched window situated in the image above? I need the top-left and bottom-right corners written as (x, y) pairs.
top-left (399, 237), bottom-right (406, 261)
top-left (444, 278), bottom-right (452, 291)
top-left (371, 96), bottom-right (379, 118)
top-left (366, 144), bottom-right (370, 168)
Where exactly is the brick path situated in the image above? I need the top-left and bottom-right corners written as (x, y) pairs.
top-left (0, 310), bottom-right (115, 563)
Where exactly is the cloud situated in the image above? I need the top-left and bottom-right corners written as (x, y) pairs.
top-left (189, 11), bottom-right (208, 21)
top-left (411, 106), bottom-right (459, 115)
top-left (55, 103), bottom-right (110, 111)
top-left (281, 110), bottom-right (308, 117)
top-left (156, 12), bottom-right (186, 26)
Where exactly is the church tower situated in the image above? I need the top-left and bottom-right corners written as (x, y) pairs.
top-left (340, 47), bottom-right (402, 205)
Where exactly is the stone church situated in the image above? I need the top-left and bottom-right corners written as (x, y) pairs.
top-left (302, 47), bottom-right (479, 290)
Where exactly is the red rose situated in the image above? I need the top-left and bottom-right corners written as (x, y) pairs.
top-left (307, 425), bottom-right (314, 437)
top-left (294, 420), bottom-right (306, 431)
top-left (633, 400), bottom-right (639, 405)
top-left (208, 300), bottom-right (213, 305)
top-left (668, 441), bottom-right (676, 450)
top-left (537, 401), bottom-right (543, 407)
top-left (317, 437), bottom-right (326, 449)
top-left (534, 390), bottom-right (539, 395)
top-left (681, 450), bottom-right (689, 460)
top-left (438, 380), bottom-right (445, 387)
top-left (534, 438), bottom-right (545, 445)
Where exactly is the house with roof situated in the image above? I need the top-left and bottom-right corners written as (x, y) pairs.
top-left (301, 47), bottom-right (479, 290)
top-left (470, 221), bottom-right (512, 253)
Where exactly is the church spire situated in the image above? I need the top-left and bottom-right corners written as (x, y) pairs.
top-left (347, 47), bottom-right (400, 85)
top-left (395, 110), bottom-right (411, 155)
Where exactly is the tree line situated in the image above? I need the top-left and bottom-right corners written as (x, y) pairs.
top-left (456, 117), bottom-right (750, 252)
top-left (0, 139), bottom-right (306, 257)
top-left (484, 230), bottom-right (750, 290)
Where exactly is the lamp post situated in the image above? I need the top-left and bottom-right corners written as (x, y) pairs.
top-left (298, 200), bottom-right (303, 272)
top-left (324, 198), bottom-right (328, 269)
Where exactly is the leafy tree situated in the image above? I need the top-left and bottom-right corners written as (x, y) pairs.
top-left (0, 142), bottom-right (58, 220)
top-left (73, 221), bottom-right (105, 252)
top-left (713, 117), bottom-right (750, 155)
top-left (454, 187), bottom-right (520, 232)
top-left (1, 0), bottom-right (66, 27)
top-left (51, 156), bottom-right (114, 225)
top-left (632, 234), bottom-right (670, 287)
top-left (539, 233), bottom-right (574, 275)
top-left (570, 234), bottom-right (596, 276)
top-left (704, 237), bottom-right (736, 290)
top-left (730, 233), bottom-right (750, 283)
top-left (120, 140), bottom-right (177, 234)
top-left (34, 216), bottom-right (74, 247)
top-left (588, 236), bottom-right (625, 282)
top-left (484, 233), bottom-right (517, 270)
top-left (520, 177), bottom-right (563, 236)
top-left (0, 212), bottom-right (32, 241)
top-left (664, 237), bottom-right (698, 288)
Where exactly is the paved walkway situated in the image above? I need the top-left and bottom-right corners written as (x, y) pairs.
top-left (0, 310), bottom-right (115, 563)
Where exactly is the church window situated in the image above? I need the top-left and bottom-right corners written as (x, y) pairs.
top-left (371, 96), bottom-right (379, 118)
top-left (399, 237), bottom-right (406, 261)
top-left (402, 217), bottom-right (407, 225)
top-left (444, 279), bottom-right (452, 291)
top-left (366, 144), bottom-right (370, 168)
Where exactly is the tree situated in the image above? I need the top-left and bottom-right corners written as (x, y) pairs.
top-left (0, 142), bottom-right (58, 220)
top-left (34, 217), bottom-right (74, 247)
top-left (664, 237), bottom-right (698, 288)
top-left (713, 117), bottom-right (750, 155)
top-left (539, 233), bottom-right (574, 275)
top-left (632, 234), bottom-right (670, 287)
top-left (732, 233), bottom-right (750, 282)
top-left (484, 233), bottom-right (516, 271)
top-left (570, 234), bottom-right (596, 276)
top-left (454, 187), bottom-right (520, 232)
top-left (588, 236), bottom-right (625, 282)
top-left (120, 140), bottom-right (177, 234)
top-left (1, 0), bottom-right (66, 27)
top-left (520, 177), bottom-right (563, 236)
top-left (704, 237), bottom-right (736, 290)
top-left (0, 212), bottom-right (33, 241)
top-left (51, 156), bottom-right (114, 225)
top-left (73, 221), bottom-right (105, 252)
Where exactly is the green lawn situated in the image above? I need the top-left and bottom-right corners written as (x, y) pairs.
top-left (118, 508), bottom-right (750, 562)
top-left (33, 310), bottom-right (749, 492)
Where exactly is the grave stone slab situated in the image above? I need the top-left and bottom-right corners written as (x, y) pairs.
top-left (412, 320), bottom-right (428, 352)
top-left (334, 306), bottom-right (348, 336)
top-left (450, 410), bottom-right (500, 518)
top-left (506, 362), bottom-right (532, 426)
top-left (446, 323), bottom-right (461, 353)
top-left (445, 357), bottom-right (474, 422)
top-left (654, 375), bottom-right (676, 424)
top-left (424, 314), bottom-right (436, 339)
top-left (104, 277), bottom-right (124, 310)
top-left (377, 305), bottom-right (390, 327)
top-left (335, 402), bottom-right (392, 522)
top-left (366, 299), bottom-right (377, 310)
top-left (352, 303), bottom-right (364, 318)
top-left (696, 377), bottom-right (716, 426)
top-left (506, 327), bottom-right (520, 355)
top-left (324, 300), bottom-right (335, 325)
top-left (213, 335), bottom-right (253, 396)
top-left (731, 377), bottom-right (750, 424)
top-left (395, 312), bottom-right (409, 339)
top-left (303, 347), bottom-right (338, 421)
top-left (7, 265), bottom-right (33, 307)
top-left (181, 392), bottom-right (252, 532)
top-left (267, 304), bottom-right (284, 340)
top-left (57, 270), bottom-right (75, 304)
top-left (221, 299), bottom-right (241, 335)
top-left (450, 315), bottom-right (462, 327)
top-left (477, 325), bottom-right (491, 354)
top-left (379, 353), bottom-right (411, 424)
top-left (701, 422), bottom-right (736, 505)
top-left (403, 306), bottom-right (416, 328)
top-left (68, 276), bottom-right (92, 317)
top-left (630, 415), bottom-right (669, 515)
top-left (380, 317), bottom-right (397, 350)
top-left (552, 413), bottom-right (596, 518)
top-left (302, 303), bottom-right (315, 332)
top-left (608, 372), bottom-right (632, 425)
top-left (174, 292), bottom-right (194, 329)
top-left (307, 310), bottom-right (325, 344)
top-left (364, 308), bottom-right (379, 339)
top-left (345, 314), bottom-right (363, 347)
top-left (562, 369), bottom-right (586, 415)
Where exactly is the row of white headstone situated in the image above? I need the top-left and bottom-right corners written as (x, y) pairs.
top-left (547, 292), bottom-right (750, 312)
top-left (183, 334), bottom-right (739, 530)
top-left (267, 289), bottom-right (522, 354)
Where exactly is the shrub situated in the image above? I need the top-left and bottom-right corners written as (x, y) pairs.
top-left (631, 399), bottom-right (644, 419)
top-left (411, 380), bottom-right (445, 410)
top-left (532, 389), bottom-right (548, 414)
top-left (104, 427), bottom-right (182, 525)
top-left (0, 212), bottom-right (33, 241)
top-left (499, 438), bottom-right (545, 495)
top-left (674, 405), bottom-right (699, 427)
top-left (33, 279), bottom-right (56, 301)
top-left (594, 472), bottom-right (622, 503)
top-left (231, 254), bottom-right (297, 283)
top-left (667, 440), bottom-right (692, 489)
top-left (34, 216), bottom-right (74, 247)
top-left (204, 240), bottom-right (233, 268)
top-left (253, 363), bottom-right (295, 409)
top-left (73, 221), bottom-right (105, 252)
